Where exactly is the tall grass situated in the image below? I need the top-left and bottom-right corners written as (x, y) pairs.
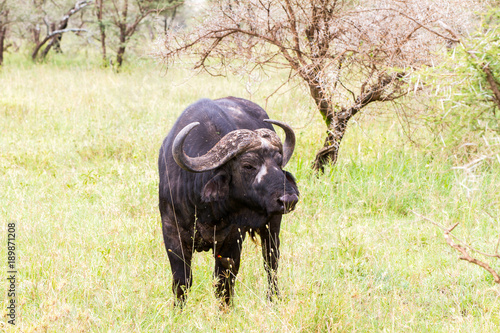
top-left (1, 55), bottom-right (499, 332)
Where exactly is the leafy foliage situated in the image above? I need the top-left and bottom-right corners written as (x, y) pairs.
top-left (421, 7), bottom-right (500, 150)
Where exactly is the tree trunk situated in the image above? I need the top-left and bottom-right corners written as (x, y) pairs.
top-left (52, 22), bottom-right (65, 53)
top-left (40, 23), bottom-right (59, 59)
top-left (0, 25), bottom-right (5, 66)
top-left (116, 24), bottom-right (127, 68)
top-left (310, 74), bottom-right (403, 172)
top-left (31, 25), bottom-right (40, 45)
top-left (96, 0), bottom-right (107, 65)
top-left (116, 44), bottom-right (126, 68)
top-left (100, 27), bottom-right (107, 65)
top-left (164, 6), bottom-right (178, 34)
top-left (115, 0), bottom-right (130, 69)
top-left (312, 106), bottom-right (358, 172)
top-left (305, 72), bottom-right (349, 172)
top-left (0, 9), bottom-right (7, 66)
top-left (32, 38), bottom-right (48, 60)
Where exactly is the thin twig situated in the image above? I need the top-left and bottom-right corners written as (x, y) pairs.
top-left (412, 211), bottom-right (500, 259)
top-left (442, 232), bottom-right (500, 284)
top-left (413, 211), bottom-right (500, 284)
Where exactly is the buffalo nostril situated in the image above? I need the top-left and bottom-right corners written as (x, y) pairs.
top-left (278, 194), bottom-right (299, 212)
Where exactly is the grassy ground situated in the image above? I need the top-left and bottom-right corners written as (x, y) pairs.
top-left (1, 55), bottom-right (499, 332)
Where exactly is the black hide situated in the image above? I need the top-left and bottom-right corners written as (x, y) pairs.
top-left (158, 96), bottom-right (299, 305)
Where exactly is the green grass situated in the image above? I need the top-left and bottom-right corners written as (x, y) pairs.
top-left (1, 55), bottom-right (500, 332)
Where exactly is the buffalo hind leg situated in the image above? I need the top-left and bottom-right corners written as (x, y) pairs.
top-left (260, 216), bottom-right (281, 301)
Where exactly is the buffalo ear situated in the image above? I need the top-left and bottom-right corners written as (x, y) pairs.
top-left (201, 172), bottom-right (229, 203)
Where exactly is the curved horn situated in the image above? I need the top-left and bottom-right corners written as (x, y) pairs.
top-left (172, 122), bottom-right (261, 173)
top-left (172, 122), bottom-right (200, 171)
top-left (264, 119), bottom-right (296, 167)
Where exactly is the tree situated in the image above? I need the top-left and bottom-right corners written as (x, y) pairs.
top-left (0, 0), bottom-right (10, 65)
top-left (31, 0), bottom-right (90, 60)
top-left (95, 0), bottom-right (107, 65)
top-left (158, 0), bottom-right (478, 171)
top-left (103, 0), bottom-right (182, 68)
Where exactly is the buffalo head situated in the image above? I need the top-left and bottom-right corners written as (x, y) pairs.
top-left (172, 119), bottom-right (299, 216)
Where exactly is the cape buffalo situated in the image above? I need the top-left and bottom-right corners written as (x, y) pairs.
top-left (158, 97), bottom-right (299, 306)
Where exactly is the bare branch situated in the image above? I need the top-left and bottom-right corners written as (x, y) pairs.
top-left (496, 234), bottom-right (500, 255)
top-left (413, 211), bottom-right (500, 284)
top-left (413, 211), bottom-right (500, 259)
top-left (386, 8), bottom-right (459, 43)
top-left (443, 232), bottom-right (500, 284)
top-left (32, 28), bottom-right (87, 60)
top-left (49, 27), bottom-right (86, 37)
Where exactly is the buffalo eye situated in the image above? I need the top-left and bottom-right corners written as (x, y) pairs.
top-left (243, 164), bottom-right (256, 170)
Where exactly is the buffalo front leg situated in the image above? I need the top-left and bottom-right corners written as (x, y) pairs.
top-left (161, 213), bottom-right (193, 307)
top-left (214, 237), bottom-right (243, 306)
top-left (260, 216), bottom-right (282, 300)
top-left (166, 245), bottom-right (192, 306)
